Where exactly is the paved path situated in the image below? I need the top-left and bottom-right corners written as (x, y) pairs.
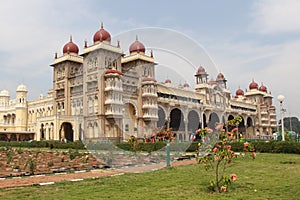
top-left (0, 159), bottom-right (196, 189)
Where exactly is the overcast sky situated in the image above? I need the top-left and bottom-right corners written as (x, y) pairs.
top-left (0, 0), bottom-right (299, 119)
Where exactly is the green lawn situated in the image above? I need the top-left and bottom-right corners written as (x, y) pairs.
top-left (1, 153), bottom-right (300, 200)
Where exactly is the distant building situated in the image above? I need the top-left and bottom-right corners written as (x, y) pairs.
top-left (0, 23), bottom-right (277, 142)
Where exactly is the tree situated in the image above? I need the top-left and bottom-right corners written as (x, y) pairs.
top-left (279, 117), bottom-right (300, 133)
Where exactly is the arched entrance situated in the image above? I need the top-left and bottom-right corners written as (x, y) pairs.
top-left (169, 108), bottom-right (185, 131)
top-left (246, 117), bottom-right (254, 137)
top-left (188, 110), bottom-right (200, 133)
top-left (238, 117), bottom-right (245, 135)
top-left (202, 114), bottom-right (207, 128)
top-left (40, 124), bottom-right (45, 140)
top-left (157, 106), bottom-right (167, 129)
top-left (208, 112), bottom-right (219, 129)
top-left (60, 122), bottom-right (74, 142)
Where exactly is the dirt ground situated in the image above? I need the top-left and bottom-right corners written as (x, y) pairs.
top-left (0, 159), bottom-right (196, 188)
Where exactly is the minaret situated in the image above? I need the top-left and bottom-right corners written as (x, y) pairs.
top-left (15, 84), bottom-right (28, 131)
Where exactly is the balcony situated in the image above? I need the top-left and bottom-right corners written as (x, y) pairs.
top-left (143, 115), bottom-right (158, 121)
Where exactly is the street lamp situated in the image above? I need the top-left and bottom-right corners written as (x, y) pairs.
top-left (277, 95), bottom-right (285, 141)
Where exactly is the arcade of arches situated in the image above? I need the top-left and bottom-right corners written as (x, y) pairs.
top-left (157, 107), bottom-right (255, 141)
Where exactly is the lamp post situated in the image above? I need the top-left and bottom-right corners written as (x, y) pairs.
top-left (277, 95), bottom-right (285, 141)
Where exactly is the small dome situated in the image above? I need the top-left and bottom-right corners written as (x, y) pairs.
top-left (183, 83), bottom-right (189, 88)
top-left (93, 23), bottom-right (111, 44)
top-left (105, 69), bottom-right (122, 76)
top-left (249, 79), bottom-right (258, 90)
top-left (197, 66), bottom-right (206, 73)
top-left (17, 84), bottom-right (27, 92)
top-left (63, 36), bottom-right (79, 54)
top-left (0, 90), bottom-right (10, 97)
top-left (129, 36), bottom-right (145, 54)
top-left (259, 84), bottom-right (267, 92)
top-left (217, 72), bottom-right (225, 79)
top-left (165, 79), bottom-right (171, 84)
top-left (236, 88), bottom-right (244, 96)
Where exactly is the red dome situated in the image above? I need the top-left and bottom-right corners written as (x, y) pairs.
top-left (217, 72), bottom-right (225, 79)
top-left (142, 77), bottom-right (156, 82)
top-left (259, 84), bottom-right (267, 92)
top-left (129, 36), bottom-right (145, 54)
top-left (183, 83), bottom-right (189, 88)
top-left (105, 69), bottom-right (122, 75)
top-left (63, 36), bottom-right (79, 54)
top-left (165, 79), bottom-right (171, 83)
top-left (249, 80), bottom-right (258, 90)
top-left (93, 23), bottom-right (111, 43)
top-left (236, 88), bottom-right (244, 96)
top-left (197, 66), bottom-right (206, 73)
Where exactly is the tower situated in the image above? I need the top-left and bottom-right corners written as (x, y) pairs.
top-left (15, 84), bottom-right (28, 131)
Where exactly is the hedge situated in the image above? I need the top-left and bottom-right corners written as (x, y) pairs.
top-left (0, 140), bottom-right (299, 154)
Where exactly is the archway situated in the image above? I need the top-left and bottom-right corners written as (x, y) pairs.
top-left (208, 112), bottom-right (219, 129)
top-left (40, 124), bottom-right (45, 140)
top-left (228, 115), bottom-right (234, 121)
top-left (202, 113), bottom-right (207, 128)
top-left (169, 108), bottom-right (185, 131)
top-left (238, 117), bottom-right (245, 135)
top-left (246, 117), bottom-right (254, 137)
top-left (60, 122), bottom-right (74, 142)
top-left (157, 106), bottom-right (167, 129)
top-left (188, 110), bottom-right (200, 133)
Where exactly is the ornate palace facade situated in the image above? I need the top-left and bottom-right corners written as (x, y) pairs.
top-left (0, 24), bottom-right (277, 142)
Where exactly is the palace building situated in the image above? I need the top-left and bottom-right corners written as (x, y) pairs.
top-left (0, 23), bottom-right (277, 142)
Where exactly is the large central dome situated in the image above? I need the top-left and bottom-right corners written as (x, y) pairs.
top-left (129, 36), bottom-right (145, 54)
top-left (93, 23), bottom-right (111, 44)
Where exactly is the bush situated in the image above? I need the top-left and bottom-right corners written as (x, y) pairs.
top-left (1, 140), bottom-right (300, 154)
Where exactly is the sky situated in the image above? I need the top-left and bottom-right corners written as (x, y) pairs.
top-left (0, 0), bottom-right (299, 119)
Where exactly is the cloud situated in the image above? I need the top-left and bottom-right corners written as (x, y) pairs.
top-left (0, 0), bottom-right (143, 99)
top-left (251, 0), bottom-right (300, 34)
top-left (206, 36), bottom-right (300, 117)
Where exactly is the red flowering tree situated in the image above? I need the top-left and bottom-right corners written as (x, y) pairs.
top-left (196, 116), bottom-right (255, 193)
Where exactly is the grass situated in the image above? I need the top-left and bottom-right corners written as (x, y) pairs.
top-left (0, 153), bottom-right (300, 200)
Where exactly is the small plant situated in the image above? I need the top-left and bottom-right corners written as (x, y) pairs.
top-left (17, 148), bottom-right (23, 154)
top-left (13, 164), bottom-right (20, 170)
top-left (197, 116), bottom-right (255, 193)
top-left (128, 135), bottom-right (139, 153)
top-left (82, 155), bottom-right (89, 163)
top-left (47, 160), bottom-right (54, 167)
top-left (35, 150), bottom-right (41, 158)
top-left (69, 149), bottom-right (81, 160)
top-left (6, 151), bottom-right (14, 164)
top-left (24, 157), bottom-right (36, 175)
